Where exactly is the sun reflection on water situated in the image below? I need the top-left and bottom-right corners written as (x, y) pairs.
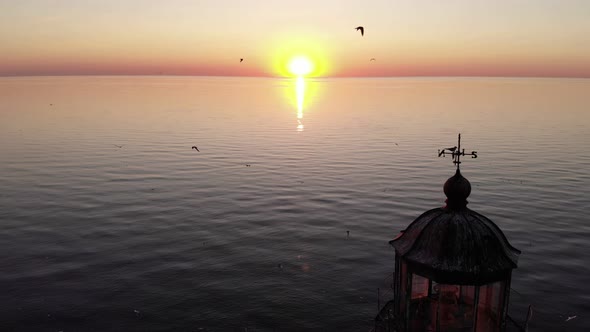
top-left (296, 76), bottom-right (305, 131)
top-left (284, 74), bottom-right (319, 132)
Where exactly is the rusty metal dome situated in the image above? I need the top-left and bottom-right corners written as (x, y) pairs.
top-left (390, 171), bottom-right (521, 285)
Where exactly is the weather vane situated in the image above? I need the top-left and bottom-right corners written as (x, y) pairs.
top-left (438, 133), bottom-right (477, 169)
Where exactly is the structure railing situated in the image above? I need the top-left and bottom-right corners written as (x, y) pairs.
top-left (371, 272), bottom-right (534, 332)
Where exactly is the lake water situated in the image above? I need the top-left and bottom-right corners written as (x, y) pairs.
top-left (1, 76), bottom-right (589, 331)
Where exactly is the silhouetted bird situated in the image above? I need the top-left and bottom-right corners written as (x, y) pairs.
top-left (370, 58), bottom-right (376, 62)
top-left (278, 263), bottom-right (283, 270)
top-left (113, 144), bottom-right (124, 148)
top-left (347, 230), bottom-right (350, 238)
top-left (245, 164), bottom-right (251, 167)
top-left (192, 146), bottom-right (200, 152)
top-left (355, 26), bottom-right (364, 36)
top-left (240, 58), bottom-right (243, 63)
top-left (446, 147), bottom-right (457, 152)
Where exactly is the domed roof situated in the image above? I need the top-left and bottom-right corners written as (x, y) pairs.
top-left (390, 171), bottom-right (521, 285)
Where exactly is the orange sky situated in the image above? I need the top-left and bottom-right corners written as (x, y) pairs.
top-left (1, 0), bottom-right (589, 77)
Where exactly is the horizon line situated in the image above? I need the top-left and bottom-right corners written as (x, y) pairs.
top-left (2, 73), bottom-right (589, 80)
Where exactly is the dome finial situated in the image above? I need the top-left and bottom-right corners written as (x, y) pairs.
top-left (438, 134), bottom-right (478, 209)
top-left (443, 169), bottom-right (471, 209)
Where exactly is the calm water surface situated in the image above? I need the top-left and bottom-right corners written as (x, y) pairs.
top-left (1, 77), bottom-right (589, 331)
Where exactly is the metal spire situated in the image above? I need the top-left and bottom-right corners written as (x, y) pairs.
top-left (438, 133), bottom-right (478, 170)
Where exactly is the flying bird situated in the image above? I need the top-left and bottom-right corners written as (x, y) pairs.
top-left (192, 146), bottom-right (200, 152)
top-left (240, 58), bottom-right (243, 63)
top-left (113, 144), bottom-right (124, 148)
top-left (370, 58), bottom-right (376, 62)
top-left (355, 26), bottom-right (364, 36)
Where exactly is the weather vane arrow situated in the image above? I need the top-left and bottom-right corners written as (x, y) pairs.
top-left (438, 133), bottom-right (477, 169)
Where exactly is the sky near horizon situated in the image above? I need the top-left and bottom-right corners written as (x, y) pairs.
top-left (1, 0), bottom-right (589, 78)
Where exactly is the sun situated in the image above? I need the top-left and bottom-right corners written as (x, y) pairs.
top-left (288, 56), bottom-right (313, 77)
